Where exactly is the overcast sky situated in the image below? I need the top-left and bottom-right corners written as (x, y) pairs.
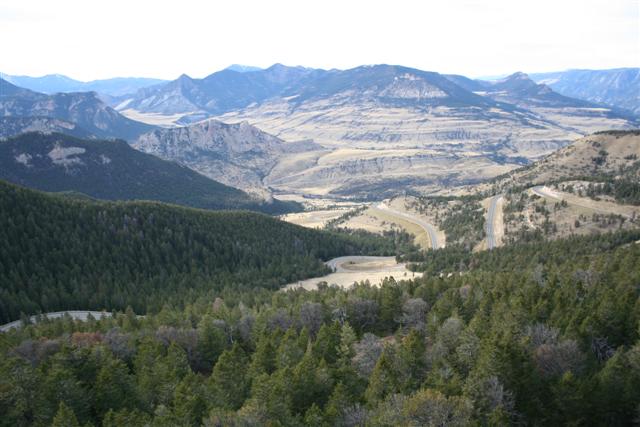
top-left (1, 0), bottom-right (638, 81)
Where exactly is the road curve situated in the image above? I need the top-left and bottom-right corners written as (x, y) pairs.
top-left (375, 202), bottom-right (439, 250)
top-left (325, 256), bottom-right (406, 273)
top-left (485, 195), bottom-right (503, 250)
top-left (532, 185), bottom-right (633, 219)
top-left (0, 310), bottom-right (114, 332)
top-left (531, 185), bottom-right (559, 200)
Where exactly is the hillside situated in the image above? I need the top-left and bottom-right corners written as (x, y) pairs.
top-left (480, 130), bottom-right (640, 244)
top-left (0, 132), bottom-right (299, 214)
top-left (500, 130), bottom-right (640, 185)
top-left (0, 117), bottom-right (94, 139)
top-left (0, 78), bottom-right (153, 140)
top-left (1, 225), bottom-right (639, 426)
top-left (0, 180), bottom-right (398, 322)
top-left (133, 119), bottom-right (323, 195)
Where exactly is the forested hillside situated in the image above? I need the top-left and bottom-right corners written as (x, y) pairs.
top-left (0, 133), bottom-right (299, 214)
top-left (1, 227), bottom-right (638, 426)
top-left (0, 181), bottom-right (400, 322)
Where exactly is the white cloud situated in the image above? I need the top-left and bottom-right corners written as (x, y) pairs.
top-left (0, 0), bottom-right (638, 80)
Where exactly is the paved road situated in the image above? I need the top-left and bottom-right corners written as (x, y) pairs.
top-left (326, 256), bottom-right (405, 273)
top-left (531, 185), bottom-right (559, 200)
top-left (0, 310), bottom-right (113, 332)
top-left (375, 203), bottom-right (439, 250)
top-left (485, 195), bottom-right (503, 250)
top-left (532, 185), bottom-right (633, 219)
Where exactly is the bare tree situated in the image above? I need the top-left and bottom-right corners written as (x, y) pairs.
top-left (524, 323), bottom-right (559, 349)
top-left (437, 317), bottom-right (464, 352)
top-left (340, 403), bottom-right (370, 427)
top-left (400, 298), bottom-right (428, 330)
top-left (534, 339), bottom-right (585, 378)
top-left (298, 302), bottom-right (324, 337)
top-left (104, 328), bottom-right (135, 360)
top-left (353, 333), bottom-right (383, 377)
top-left (347, 297), bottom-right (378, 331)
top-left (11, 338), bottom-right (60, 366)
top-left (267, 308), bottom-right (292, 332)
top-left (237, 313), bottom-right (255, 344)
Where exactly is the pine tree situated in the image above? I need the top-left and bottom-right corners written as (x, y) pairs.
top-left (398, 328), bottom-right (427, 392)
top-left (51, 402), bottom-right (80, 427)
top-left (365, 345), bottom-right (399, 403)
top-left (94, 358), bottom-right (135, 416)
top-left (208, 343), bottom-right (249, 410)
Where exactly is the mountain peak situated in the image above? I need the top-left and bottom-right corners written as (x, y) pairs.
top-left (225, 64), bottom-right (263, 73)
top-left (501, 71), bottom-right (534, 83)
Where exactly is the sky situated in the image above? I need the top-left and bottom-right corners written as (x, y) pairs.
top-left (1, 0), bottom-right (638, 81)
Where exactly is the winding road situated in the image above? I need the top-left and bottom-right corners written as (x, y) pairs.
top-left (485, 195), bottom-right (503, 250)
top-left (375, 202), bottom-right (439, 250)
top-left (0, 310), bottom-right (114, 332)
top-left (532, 185), bottom-right (634, 219)
top-left (326, 255), bottom-right (406, 272)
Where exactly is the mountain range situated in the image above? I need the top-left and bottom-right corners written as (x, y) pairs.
top-left (529, 68), bottom-right (640, 115)
top-left (0, 132), bottom-right (298, 213)
top-left (2, 65), bottom-right (638, 199)
top-left (0, 78), bottom-right (153, 140)
top-left (0, 73), bottom-right (166, 97)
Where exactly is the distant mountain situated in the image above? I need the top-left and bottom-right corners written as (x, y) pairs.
top-left (225, 64), bottom-right (264, 73)
top-left (133, 119), bottom-right (323, 194)
top-left (114, 65), bottom-right (638, 197)
top-left (0, 78), bottom-right (153, 140)
top-left (121, 63), bottom-right (319, 118)
top-left (122, 64), bottom-right (511, 119)
top-left (1, 73), bottom-right (166, 97)
top-left (289, 64), bottom-right (511, 110)
top-left (482, 72), bottom-right (598, 108)
top-left (0, 132), bottom-right (299, 213)
top-left (529, 68), bottom-right (640, 115)
top-left (213, 66), bottom-right (635, 197)
top-left (442, 74), bottom-right (489, 92)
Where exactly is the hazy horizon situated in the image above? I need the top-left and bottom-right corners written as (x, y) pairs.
top-left (1, 0), bottom-right (637, 81)
top-left (2, 63), bottom-right (639, 84)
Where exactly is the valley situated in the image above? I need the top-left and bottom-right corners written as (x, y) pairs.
top-left (109, 66), bottom-right (636, 199)
top-left (1, 61), bottom-right (639, 427)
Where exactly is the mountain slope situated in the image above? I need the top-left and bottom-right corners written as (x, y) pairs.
top-left (0, 132), bottom-right (299, 213)
top-left (123, 65), bottom-right (635, 197)
top-left (500, 130), bottom-right (640, 185)
top-left (0, 78), bottom-right (153, 140)
top-left (0, 179), bottom-right (393, 321)
top-left (133, 119), bottom-right (323, 194)
top-left (530, 68), bottom-right (640, 115)
top-left (0, 117), bottom-right (94, 139)
top-left (215, 67), bottom-right (634, 196)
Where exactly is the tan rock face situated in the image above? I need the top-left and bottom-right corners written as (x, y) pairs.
top-left (212, 98), bottom-right (631, 196)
